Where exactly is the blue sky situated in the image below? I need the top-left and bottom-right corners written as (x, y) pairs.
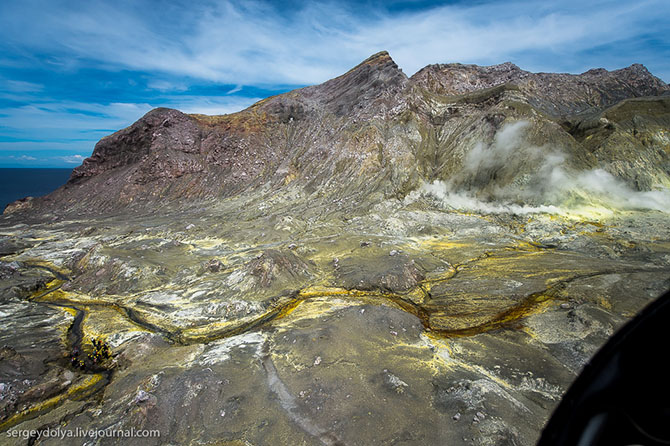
top-left (1, 0), bottom-right (668, 167)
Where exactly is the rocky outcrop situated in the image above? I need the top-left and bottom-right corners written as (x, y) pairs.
top-left (411, 62), bottom-right (669, 115)
top-left (70, 108), bottom-right (203, 183)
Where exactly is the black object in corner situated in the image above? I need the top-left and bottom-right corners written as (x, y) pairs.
top-left (537, 289), bottom-right (670, 446)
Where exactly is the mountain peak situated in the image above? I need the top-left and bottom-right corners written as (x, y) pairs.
top-left (343, 50), bottom-right (402, 77)
top-left (303, 50), bottom-right (407, 117)
top-left (360, 50), bottom-right (393, 65)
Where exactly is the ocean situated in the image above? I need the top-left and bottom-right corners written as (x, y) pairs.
top-left (0, 168), bottom-right (73, 211)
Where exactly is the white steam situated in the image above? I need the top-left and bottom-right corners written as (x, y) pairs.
top-left (464, 121), bottom-right (533, 174)
top-left (413, 120), bottom-right (670, 216)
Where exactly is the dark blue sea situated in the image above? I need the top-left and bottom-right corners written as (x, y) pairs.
top-left (0, 168), bottom-right (73, 211)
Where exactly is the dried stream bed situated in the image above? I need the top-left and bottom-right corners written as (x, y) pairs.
top-left (1, 194), bottom-right (669, 445)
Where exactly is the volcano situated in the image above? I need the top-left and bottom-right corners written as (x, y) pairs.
top-left (1, 53), bottom-right (669, 446)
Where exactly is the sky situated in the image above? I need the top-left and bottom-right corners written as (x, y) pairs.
top-left (0, 0), bottom-right (668, 168)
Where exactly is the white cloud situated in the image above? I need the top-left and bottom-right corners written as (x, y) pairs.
top-left (0, 102), bottom-right (153, 133)
top-left (9, 154), bottom-right (37, 161)
top-left (1, 0), bottom-right (668, 85)
top-left (165, 95), bottom-right (261, 115)
top-left (59, 154), bottom-right (85, 164)
top-left (3, 80), bottom-right (44, 93)
top-left (0, 96), bottom-right (259, 140)
top-left (147, 79), bottom-right (189, 92)
top-left (226, 85), bottom-right (243, 95)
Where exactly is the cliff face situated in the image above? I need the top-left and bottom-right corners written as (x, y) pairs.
top-left (6, 52), bottom-right (669, 215)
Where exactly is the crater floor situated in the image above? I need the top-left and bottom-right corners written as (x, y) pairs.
top-left (1, 192), bottom-right (669, 445)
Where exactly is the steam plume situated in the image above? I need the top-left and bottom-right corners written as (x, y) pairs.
top-left (414, 120), bottom-right (670, 216)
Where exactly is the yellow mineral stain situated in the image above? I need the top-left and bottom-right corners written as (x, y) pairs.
top-left (83, 305), bottom-right (149, 340)
top-left (18, 244), bottom-right (606, 351)
top-left (597, 295), bottom-right (613, 310)
top-left (413, 238), bottom-right (467, 251)
top-left (28, 279), bottom-right (65, 301)
top-left (18, 260), bottom-right (71, 282)
top-left (186, 237), bottom-right (230, 250)
top-left (59, 306), bottom-right (79, 318)
top-left (283, 172), bottom-right (297, 185)
top-left (0, 373), bottom-right (105, 432)
top-left (276, 298), bottom-right (303, 318)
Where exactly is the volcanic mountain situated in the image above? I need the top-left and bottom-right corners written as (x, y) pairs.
top-left (6, 51), bottom-right (669, 215)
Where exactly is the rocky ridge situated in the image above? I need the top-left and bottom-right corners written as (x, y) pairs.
top-left (6, 51), bottom-right (669, 215)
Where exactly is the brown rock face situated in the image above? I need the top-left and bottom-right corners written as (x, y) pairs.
top-left (71, 108), bottom-right (203, 183)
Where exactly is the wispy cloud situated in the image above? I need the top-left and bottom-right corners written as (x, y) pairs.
top-left (0, 102), bottom-right (153, 134)
top-left (59, 154), bottom-right (85, 164)
top-left (226, 85), bottom-right (243, 95)
top-left (0, 0), bottom-right (668, 167)
top-left (10, 154), bottom-right (37, 161)
top-left (0, 97), bottom-right (261, 141)
top-left (147, 79), bottom-right (189, 92)
top-left (1, 0), bottom-right (668, 83)
top-left (4, 80), bottom-right (44, 93)
top-left (165, 95), bottom-right (262, 115)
